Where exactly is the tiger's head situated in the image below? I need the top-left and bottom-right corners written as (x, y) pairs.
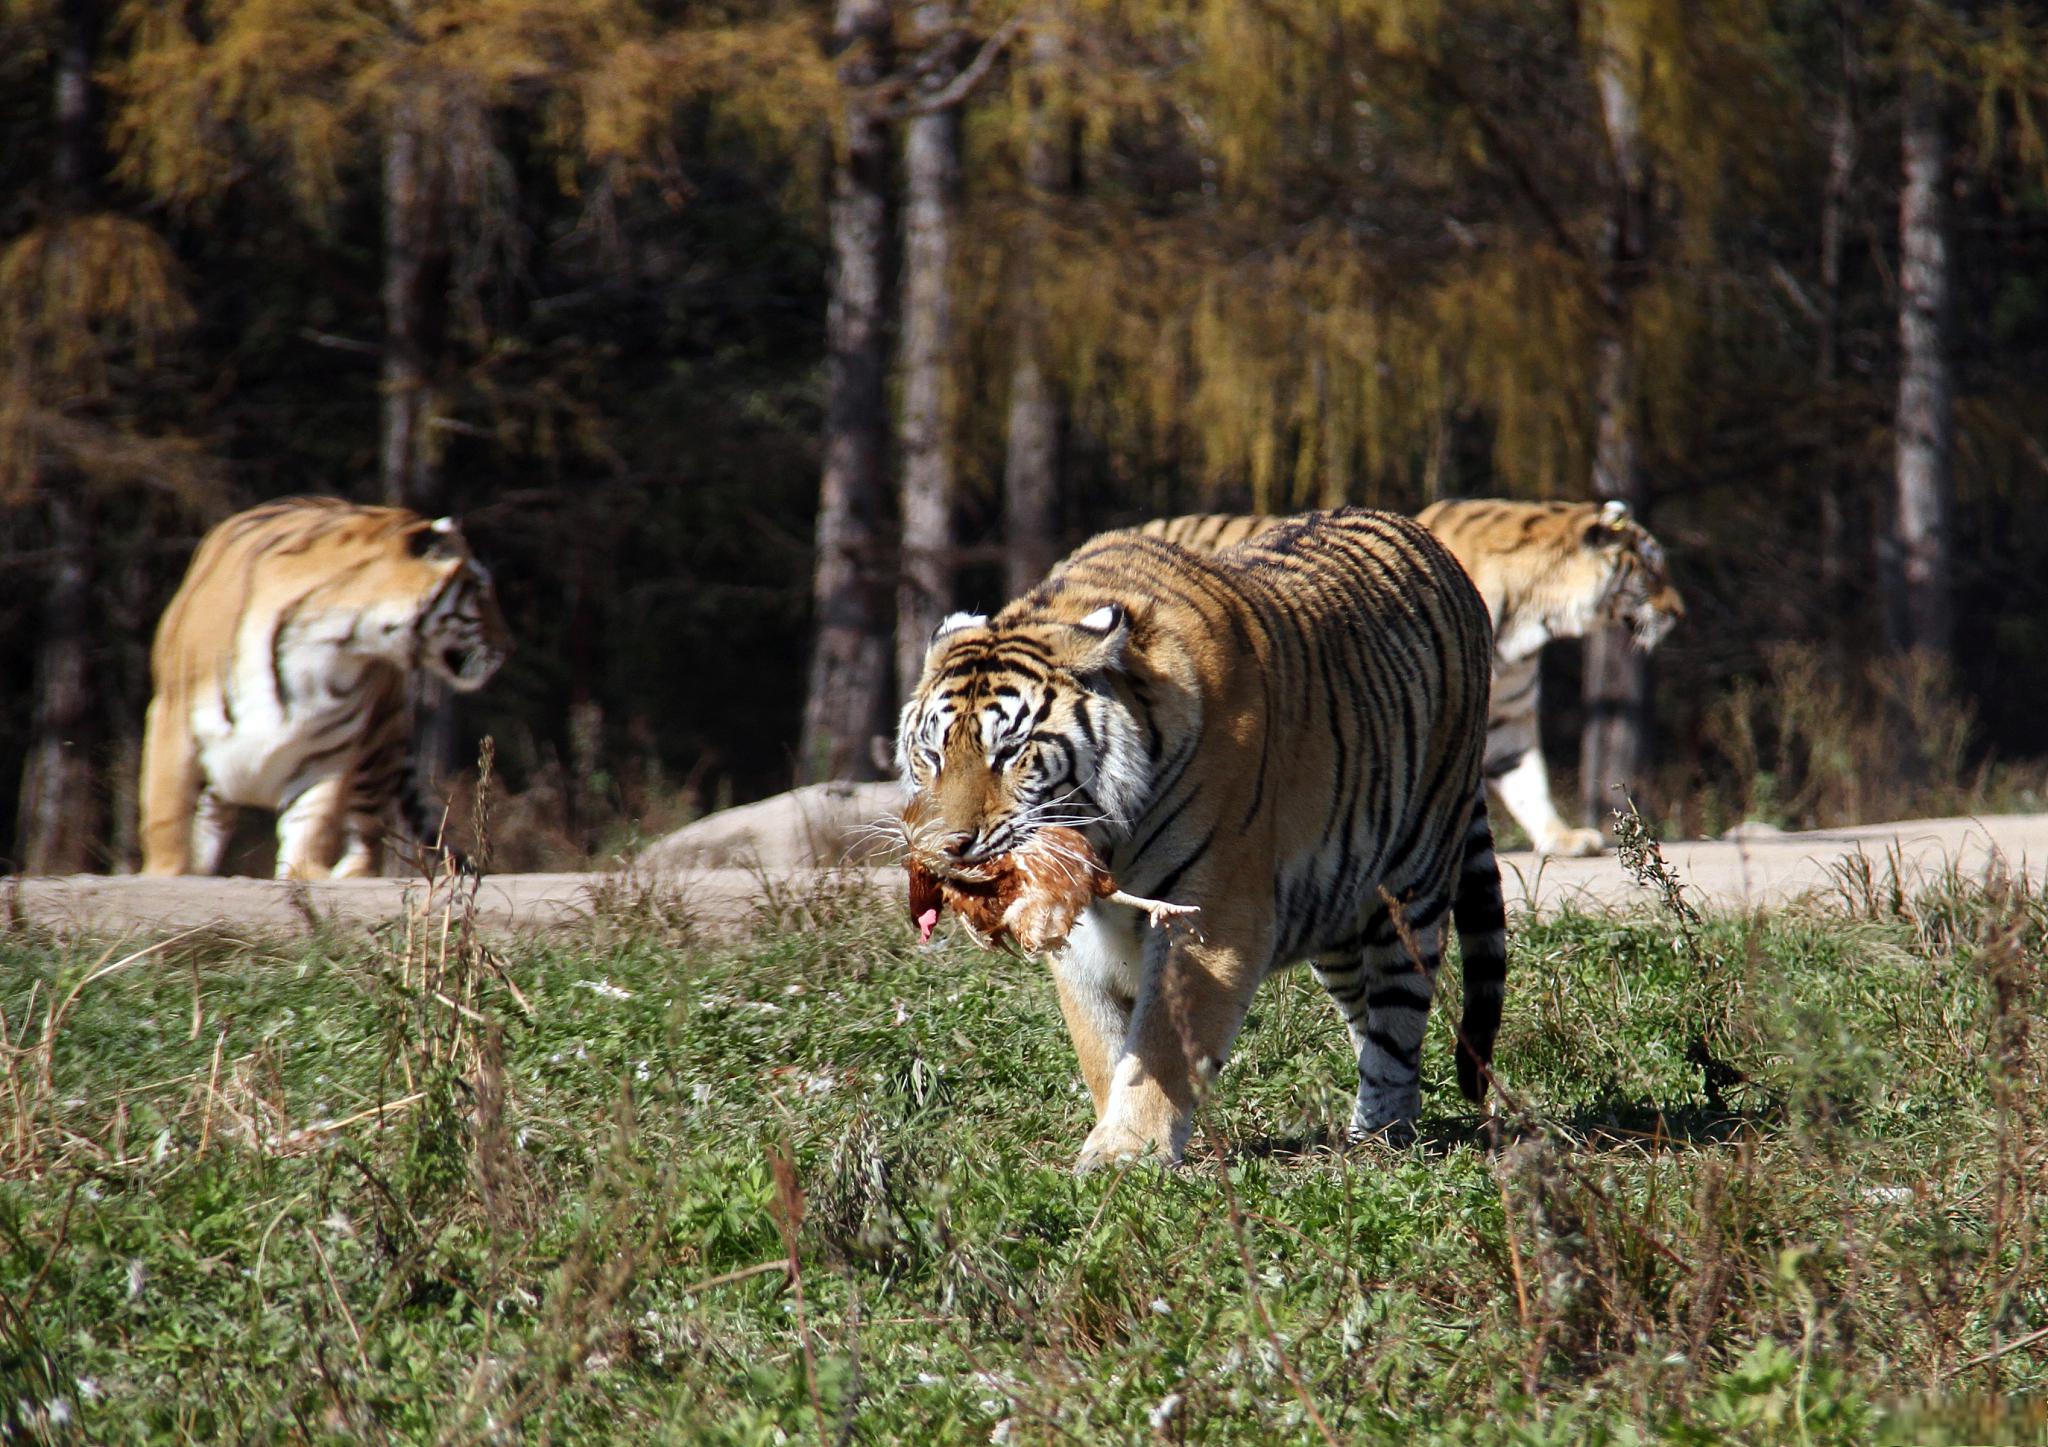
top-left (894, 602), bottom-right (1150, 876)
top-left (403, 516), bottom-right (511, 691)
top-left (1583, 500), bottom-right (1684, 651)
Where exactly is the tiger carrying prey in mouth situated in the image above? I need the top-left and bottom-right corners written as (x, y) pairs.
top-left (895, 507), bottom-right (1506, 1168)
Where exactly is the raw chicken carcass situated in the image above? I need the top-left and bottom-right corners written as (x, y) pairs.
top-left (905, 823), bottom-right (1198, 953)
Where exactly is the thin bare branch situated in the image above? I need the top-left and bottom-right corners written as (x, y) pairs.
top-left (884, 13), bottom-right (1026, 119)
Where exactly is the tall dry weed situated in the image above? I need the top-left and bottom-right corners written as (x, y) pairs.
top-left (1702, 642), bottom-right (2006, 830)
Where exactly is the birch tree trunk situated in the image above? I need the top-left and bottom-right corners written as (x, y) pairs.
top-left (801, 0), bottom-right (896, 781)
top-left (1579, 343), bottom-right (1649, 827)
top-left (895, 3), bottom-right (964, 701)
top-left (1890, 64), bottom-right (1953, 661)
top-left (1579, 9), bottom-right (1653, 829)
top-left (1002, 20), bottom-right (1069, 600)
top-left (16, 0), bottom-right (104, 873)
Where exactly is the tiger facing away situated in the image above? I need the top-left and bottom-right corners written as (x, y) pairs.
top-left (1145, 498), bottom-right (1684, 856)
top-left (140, 498), bottom-right (511, 879)
top-left (897, 507), bottom-right (1507, 1168)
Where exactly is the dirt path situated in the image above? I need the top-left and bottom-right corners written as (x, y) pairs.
top-left (12, 814), bottom-right (2043, 940)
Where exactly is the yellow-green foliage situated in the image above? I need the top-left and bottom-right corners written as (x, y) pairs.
top-left (1579, 0), bottom-right (1787, 265)
top-left (1017, 230), bottom-right (1604, 508)
top-left (954, 0), bottom-right (1789, 508)
top-left (0, 215), bottom-right (190, 383)
top-left (582, 14), bottom-right (834, 169)
top-left (109, 0), bottom-right (832, 224)
top-left (112, 0), bottom-right (639, 221)
top-left (1934, 1), bottom-right (2048, 181)
top-left (93, 0), bottom-right (1795, 511)
top-left (0, 215), bottom-right (194, 497)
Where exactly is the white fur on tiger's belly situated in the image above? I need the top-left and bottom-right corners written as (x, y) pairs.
top-left (192, 619), bottom-right (397, 808)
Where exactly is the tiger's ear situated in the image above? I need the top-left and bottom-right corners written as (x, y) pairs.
top-left (409, 518), bottom-right (464, 560)
top-left (914, 611), bottom-right (987, 681)
top-left (1584, 500), bottom-right (1632, 547)
top-left (931, 611), bottom-right (986, 642)
top-left (1057, 603), bottom-right (1131, 674)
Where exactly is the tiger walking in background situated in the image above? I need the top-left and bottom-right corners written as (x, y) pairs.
top-left (1146, 498), bottom-right (1684, 856)
top-left (897, 508), bottom-right (1506, 1168)
top-left (140, 498), bottom-right (511, 879)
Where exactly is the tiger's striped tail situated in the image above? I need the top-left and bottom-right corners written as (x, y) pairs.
top-left (1453, 791), bottom-right (1508, 1103)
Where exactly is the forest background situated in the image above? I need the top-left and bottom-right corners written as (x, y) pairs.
top-left (4, 0), bottom-right (2048, 874)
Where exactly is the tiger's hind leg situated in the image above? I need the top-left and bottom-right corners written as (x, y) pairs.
top-left (139, 697), bottom-right (203, 875)
top-left (1312, 896), bottom-right (1447, 1147)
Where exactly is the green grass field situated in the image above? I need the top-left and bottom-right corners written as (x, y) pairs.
top-left (2, 850), bottom-right (2045, 1445)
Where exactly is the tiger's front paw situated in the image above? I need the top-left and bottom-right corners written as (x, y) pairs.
top-left (1536, 825), bottom-right (1606, 857)
top-left (1075, 1114), bottom-right (1184, 1174)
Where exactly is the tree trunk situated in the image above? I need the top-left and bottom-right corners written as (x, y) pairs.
top-left (800, 0), bottom-right (896, 782)
top-left (1003, 339), bottom-right (1059, 599)
top-left (1817, 10), bottom-right (1858, 621)
top-left (895, 4), bottom-right (965, 701)
top-left (1890, 64), bottom-right (1953, 661)
top-left (106, 526), bottom-right (153, 871)
top-left (52, 0), bottom-right (100, 201)
top-left (1002, 20), bottom-right (1069, 600)
top-left (1579, 8), bottom-right (1654, 828)
top-left (563, 538), bottom-right (601, 845)
top-left (381, 85), bottom-right (460, 817)
top-left (380, 94), bottom-right (449, 515)
top-left (17, 492), bottom-right (100, 873)
top-left (1580, 341), bottom-right (1649, 826)
top-left (15, 0), bottom-right (105, 873)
